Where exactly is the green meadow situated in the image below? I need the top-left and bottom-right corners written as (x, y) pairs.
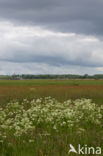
top-left (0, 79), bottom-right (103, 155)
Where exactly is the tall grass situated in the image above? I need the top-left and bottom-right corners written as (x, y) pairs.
top-left (0, 80), bottom-right (103, 155)
top-left (0, 97), bottom-right (103, 155)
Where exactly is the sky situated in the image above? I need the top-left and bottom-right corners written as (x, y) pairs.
top-left (0, 0), bottom-right (103, 75)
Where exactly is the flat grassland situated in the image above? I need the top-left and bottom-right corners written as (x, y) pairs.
top-left (0, 79), bottom-right (103, 156)
top-left (0, 79), bottom-right (103, 105)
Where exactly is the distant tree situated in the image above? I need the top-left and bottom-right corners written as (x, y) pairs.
top-left (83, 74), bottom-right (89, 79)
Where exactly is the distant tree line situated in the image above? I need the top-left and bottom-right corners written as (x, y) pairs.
top-left (0, 74), bottom-right (103, 80)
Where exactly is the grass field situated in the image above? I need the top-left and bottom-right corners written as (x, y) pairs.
top-left (0, 79), bottom-right (103, 155)
top-left (0, 79), bottom-right (103, 105)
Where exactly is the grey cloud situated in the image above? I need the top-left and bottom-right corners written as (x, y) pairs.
top-left (0, 23), bottom-right (103, 69)
top-left (0, 51), bottom-right (100, 68)
top-left (0, 61), bottom-right (102, 75)
top-left (0, 0), bottom-right (103, 74)
top-left (0, 0), bottom-right (103, 35)
top-left (1, 54), bottom-right (103, 68)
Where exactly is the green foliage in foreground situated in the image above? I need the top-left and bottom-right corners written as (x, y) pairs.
top-left (0, 97), bottom-right (103, 155)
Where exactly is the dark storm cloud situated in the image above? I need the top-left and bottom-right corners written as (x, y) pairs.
top-left (0, 0), bottom-right (103, 35)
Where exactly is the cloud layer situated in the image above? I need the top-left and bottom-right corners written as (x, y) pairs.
top-left (0, 0), bottom-right (103, 74)
top-left (0, 0), bottom-right (103, 35)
